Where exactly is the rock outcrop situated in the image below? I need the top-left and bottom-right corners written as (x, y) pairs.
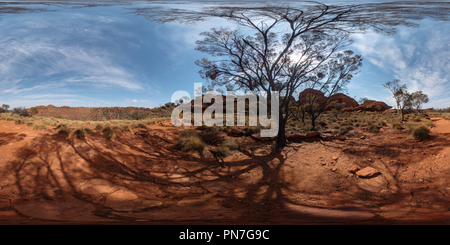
top-left (297, 89), bottom-right (358, 112)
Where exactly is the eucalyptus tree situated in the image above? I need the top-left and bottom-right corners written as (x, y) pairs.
top-left (410, 91), bottom-right (429, 114)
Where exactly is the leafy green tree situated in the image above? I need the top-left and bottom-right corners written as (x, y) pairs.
top-left (410, 91), bottom-right (429, 114)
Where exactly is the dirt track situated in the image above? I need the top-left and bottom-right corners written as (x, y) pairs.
top-left (1, 117), bottom-right (450, 224)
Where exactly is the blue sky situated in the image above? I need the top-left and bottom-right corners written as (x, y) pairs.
top-left (0, 1), bottom-right (449, 109)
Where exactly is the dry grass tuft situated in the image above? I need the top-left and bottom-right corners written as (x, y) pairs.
top-left (174, 129), bottom-right (205, 153)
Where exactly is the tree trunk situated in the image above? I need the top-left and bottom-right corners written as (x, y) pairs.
top-left (311, 116), bottom-right (316, 131)
top-left (276, 108), bottom-right (287, 148)
top-left (276, 119), bottom-right (286, 148)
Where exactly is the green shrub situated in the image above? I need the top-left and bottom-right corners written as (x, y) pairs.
top-left (32, 123), bottom-right (47, 131)
top-left (408, 125), bottom-right (430, 140)
top-left (174, 129), bottom-right (205, 153)
top-left (26, 121), bottom-right (34, 127)
top-left (54, 115), bottom-right (63, 119)
top-left (56, 124), bottom-right (71, 134)
top-left (29, 107), bottom-right (38, 114)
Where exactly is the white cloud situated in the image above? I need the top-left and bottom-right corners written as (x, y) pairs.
top-left (351, 21), bottom-right (450, 108)
top-left (0, 13), bottom-right (145, 96)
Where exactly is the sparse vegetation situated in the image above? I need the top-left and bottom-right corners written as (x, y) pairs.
top-left (56, 124), bottom-right (71, 134)
top-left (422, 119), bottom-right (434, 127)
top-left (408, 125), bottom-right (430, 140)
top-left (94, 124), bottom-right (104, 130)
top-left (32, 123), bottom-right (47, 131)
top-left (391, 122), bottom-right (403, 130)
top-left (216, 138), bottom-right (240, 157)
top-left (119, 124), bottom-right (131, 131)
top-left (368, 124), bottom-right (379, 133)
top-left (102, 125), bottom-right (116, 140)
top-left (11, 107), bottom-right (31, 118)
top-left (174, 129), bottom-right (205, 153)
top-left (73, 126), bottom-right (93, 139)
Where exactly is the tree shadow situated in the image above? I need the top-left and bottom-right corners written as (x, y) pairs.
top-left (0, 132), bottom-right (18, 146)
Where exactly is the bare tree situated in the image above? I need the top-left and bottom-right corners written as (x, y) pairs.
top-left (193, 8), bottom-right (363, 147)
top-left (128, 2), bottom-right (450, 147)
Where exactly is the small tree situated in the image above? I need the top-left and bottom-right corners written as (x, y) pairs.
top-left (395, 87), bottom-right (412, 121)
top-left (382, 79), bottom-right (406, 115)
top-left (1, 104), bottom-right (10, 112)
top-left (358, 97), bottom-right (369, 114)
top-left (410, 91), bottom-right (429, 114)
top-left (30, 107), bottom-right (39, 115)
top-left (11, 107), bottom-right (31, 117)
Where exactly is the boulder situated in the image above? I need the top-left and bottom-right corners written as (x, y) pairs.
top-left (348, 164), bottom-right (361, 173)
top-left (319, 133), bottom-right (334, 141)
top-left (365, 101), bottom-right (392, 112)
top-left (298, 89), bottom-right (360, 112)
top-left (355, 167), bottom-right (380, 178)
top-left (325, 93), bottom-right (359, 111)
top-left (357, 175), bottom-right (388, 193)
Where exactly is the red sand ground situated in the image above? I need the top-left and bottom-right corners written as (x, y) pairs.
top-left (1, 117), bottom-right (450, 224)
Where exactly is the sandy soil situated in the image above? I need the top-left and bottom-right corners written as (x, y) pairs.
top-left (1, 117), bottom-right (450, 224)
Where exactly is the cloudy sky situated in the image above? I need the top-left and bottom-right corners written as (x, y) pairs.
top-left (0, 1), bottom-right (449, 109)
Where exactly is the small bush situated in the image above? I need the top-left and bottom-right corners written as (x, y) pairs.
top-left (377, 121), bottom-right (387, 127)
top-left (26, 121), bottom-right (34, 127)
top-left (11, 107), bottom-right (31, 117)
top-left (102, 126), bottom-right (116, 140)
top-left (54, 115), bottom-right (63, 119)
top-left (391, 122), bottom-right (403, 130)
top-left (368, 124), bottom-right (379, 133)
top-left (422, 119), bottom-right (434, 127)
top-left (119, 124), bottom-right (131, 131)
top-left (197, 125), bottom-right (220, 133)
top-left (56, 124), bottom-right (71, 134)
top-left (244, 126), bottom-right (261, 136)
top-left (73, 126), bottom-right (92, 139)
top-left (14, 119), bottom-right (24, 125)
top-left (408, 125), bottom-right (430, 140)
top-left (405, 122), bottom-right (418, 130)
top-left (32, 123), bottom-right (47, 131)
top-left (94, 124), bottom-right (104, 130)
top-left (174, 129), bottom-right (205, 153)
